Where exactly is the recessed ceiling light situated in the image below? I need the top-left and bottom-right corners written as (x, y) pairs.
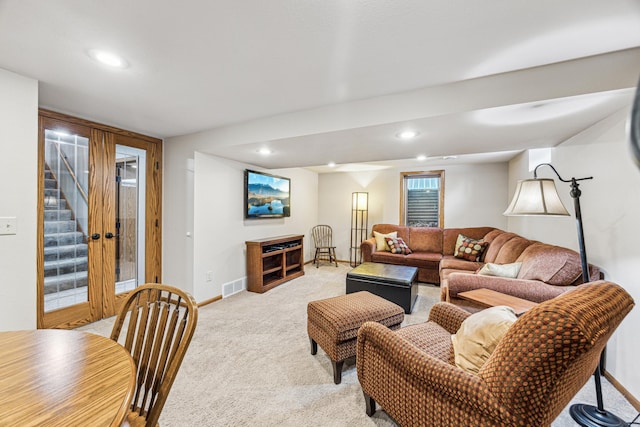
top-left (258, 148), bottom-right (272, 155)
top-left (88, 49), bottom-right (128, 68)
top-left (442, 155), bottom-right (458, 160)
top-left (416, 155), bottom-right (427, 161)
top-left (396, 130), bottom-right (420, 140)
top-left (327, 162), bottom-right (336, 167)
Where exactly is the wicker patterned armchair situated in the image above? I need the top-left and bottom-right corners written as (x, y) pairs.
top-left (356, 281), bottom-right (634, 427)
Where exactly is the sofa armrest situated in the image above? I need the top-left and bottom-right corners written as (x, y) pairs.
top-left (427, 302), bottom-right (470, 334)
top-left (447, 272), bottom-right (572, 303)
top-left (361, 238), bottom-right (376, 262)
top-left (356, 321), bottom-right (507, 423)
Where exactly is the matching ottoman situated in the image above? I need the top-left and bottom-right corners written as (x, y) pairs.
top-left (307, 291), bottom-right (405, 384)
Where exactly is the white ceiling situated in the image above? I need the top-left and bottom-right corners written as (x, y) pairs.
top-left (1, 0), bottom-right (640, 170)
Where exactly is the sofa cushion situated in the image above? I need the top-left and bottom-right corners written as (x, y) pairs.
top-left (443, 227), bottom-right (495, 256)
top-left (478, 262), bottom-right (522, 278)
top-left (454, 235), bottom-right (489, 262)
top-left (408, 227), bottom-right (443, 253)
top-left (517, 243), bottom-right (583, 286)
top-left (452, 306), bottom-right (517, 374)
top-left (371, 251), bottom-right (408, 266)
top-left (374, 231), bottom-right (397, 251)
top-left (439, 255), bottom-right (483, 272)
top-left (404, 252), bottom-right (442, 270)
top-left (372, 224), bottom-right (410, 245)
top-left (482, 232), bottom-right (519, 263)
top-left (385, 236), bottom-right (412, 254)
top-left (494, 237), bottom-right (533, 264)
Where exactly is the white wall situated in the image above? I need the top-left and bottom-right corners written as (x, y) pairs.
top-left (318, 162), bottom-right (509, 261)
top-left (164, 133), bottom-right (319, 303)
top-left (191, 152), bottom-right (318, 302)
top-left (0, 68), bottom-right (38, 330)
top-left (507, 107), bottom-right (640, 398)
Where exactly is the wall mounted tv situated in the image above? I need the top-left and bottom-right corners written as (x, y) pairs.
top-left (244, 169), bottom-right (291, 219)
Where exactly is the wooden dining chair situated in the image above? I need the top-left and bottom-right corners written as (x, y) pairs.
top-left (311, 225), bottom-right (338, 268)
top-left (111, 283), bottom-right (198, 427)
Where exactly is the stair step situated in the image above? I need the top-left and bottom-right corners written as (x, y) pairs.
top-left (44, 231), bottom-right (85, 247)
top-left (44, 178), bottom-right (57, 189)
top-left (44, 257), bottom-right (88, 277)
top-left (44, 244), bottom-right (88, 261)
top-left (43, 271), bottom-right (88, 294)
top-left (44, 188), bottom-right (60, 197)
top-left (44, 220), bottom-right (79, 234)
top-left (44, 210), bottom-right (72, 221)
top-left (44, 199), bottom-right (66, 210)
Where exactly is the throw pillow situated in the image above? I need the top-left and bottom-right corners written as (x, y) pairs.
top-left (478, 262), bottom-right (522, 278)
top-left (454, 234), bottom-right (489, 262)
top-left (451, 306), bottom-right (517, 374)
top-left (385, 237), bottom-right (412, 255)
top-left (373, 231), bottom-right (397, 252)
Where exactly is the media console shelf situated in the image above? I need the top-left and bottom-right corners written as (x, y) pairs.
top-left (246, 234), bottom-right (304, 293)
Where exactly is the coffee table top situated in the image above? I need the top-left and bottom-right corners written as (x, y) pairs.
top-left (348, 262), bottom-right (418, 284)
top-left (458, 288), bottom-right (538, 316)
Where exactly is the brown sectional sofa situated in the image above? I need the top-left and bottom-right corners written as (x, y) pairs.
top-left (361, 224), bottom-right (600, 311)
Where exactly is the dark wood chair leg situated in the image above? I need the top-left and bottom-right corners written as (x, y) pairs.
top-left (310, 338), bottom-right (317, 355)
top-left (332, 248), bottom-right (338, 267)
top-left (364, 392), bottom-right (376, 416)
top-left (332, 360), bottom-right (344, 384)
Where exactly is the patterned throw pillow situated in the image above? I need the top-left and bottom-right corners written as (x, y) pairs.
top-left (385, 237), bottom-right (412, 255)
top-left (454, 234), bottom-right (489, 262)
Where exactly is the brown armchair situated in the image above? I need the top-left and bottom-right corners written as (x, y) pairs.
top-left (356, 281), bottom-right (634, 427)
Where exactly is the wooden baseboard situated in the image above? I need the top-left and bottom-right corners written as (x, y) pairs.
top-left (198, 295), bottom-right (222, 307)
top-left (604, 370), bottom-right (640, 412)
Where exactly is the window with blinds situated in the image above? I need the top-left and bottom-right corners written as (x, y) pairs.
top-left (400, 171), bottom-right (444, 228)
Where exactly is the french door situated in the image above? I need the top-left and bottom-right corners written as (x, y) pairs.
top-left (37, 111), bottom-right (162, 329)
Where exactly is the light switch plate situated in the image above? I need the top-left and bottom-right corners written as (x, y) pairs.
top-left (0, 217), bottom-right (17, 235)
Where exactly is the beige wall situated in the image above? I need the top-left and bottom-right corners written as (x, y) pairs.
top-left (191, 152), bottom-right (318, 301)
top-left (317, 162), bottom-right (509, 261)
top-left (507, 107), bottom-right (640, 399)
top-left (163, 137), bottom-right (319, 302)
top-left (0, 68), bottom-right (38, 330)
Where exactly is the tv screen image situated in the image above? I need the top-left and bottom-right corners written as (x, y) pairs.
top-left (244, 170), bottom-right (291, 218)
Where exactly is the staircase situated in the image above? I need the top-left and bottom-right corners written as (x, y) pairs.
top-left (43, 168), bottom-right (88, 298)
top-left (406, 190), bottom-right (439, 227)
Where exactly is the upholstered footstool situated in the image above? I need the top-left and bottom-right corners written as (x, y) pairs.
top-left (307, 291), bottom-right (405, 384)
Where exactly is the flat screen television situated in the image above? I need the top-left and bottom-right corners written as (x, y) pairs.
top-left (244, 169), bottom-right (291, 219)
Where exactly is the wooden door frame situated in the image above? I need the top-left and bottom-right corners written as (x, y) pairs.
top-left (37, 110), bottom-right (162, 329)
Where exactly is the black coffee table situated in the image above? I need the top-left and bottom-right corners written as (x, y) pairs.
top-left (346, 262), bottom-right (418, 314)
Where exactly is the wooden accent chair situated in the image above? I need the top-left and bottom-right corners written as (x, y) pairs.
top-left (356, 281), bottom-right (634, 427)
top-left (111, 284), bottom-right (198, 427)
top-left (311, 225), bottom-right (338, 268)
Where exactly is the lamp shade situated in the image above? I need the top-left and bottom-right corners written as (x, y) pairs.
top-left (352, 192), bottom-right (368, 211)
top-left (503, 178), bottom-right (569, 216)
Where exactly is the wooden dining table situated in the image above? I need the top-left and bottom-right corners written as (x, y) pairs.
top-left (0, 329), bottom-right (136, 427)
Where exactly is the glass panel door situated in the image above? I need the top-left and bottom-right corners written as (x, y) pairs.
top-left (114, 145), bottom-right (146, 294)
top-left (38, 111), bottom-right (162, 329)
top-left (43, 129), bottom-right (90, 311)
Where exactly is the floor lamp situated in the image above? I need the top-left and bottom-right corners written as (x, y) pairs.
top-left (503, 163), bottom-right (626, 427)
top-left (350, 192), bottom-right (368, 267)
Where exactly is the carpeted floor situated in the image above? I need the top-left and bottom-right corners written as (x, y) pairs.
top-left (80, 263), bottom-right (639, 426)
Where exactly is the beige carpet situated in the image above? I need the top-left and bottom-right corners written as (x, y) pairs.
top-left (81, 263), bottom-right (638, 426)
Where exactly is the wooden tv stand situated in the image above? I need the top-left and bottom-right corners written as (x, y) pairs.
top-left (246, 235), bottom-right (304, 293)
